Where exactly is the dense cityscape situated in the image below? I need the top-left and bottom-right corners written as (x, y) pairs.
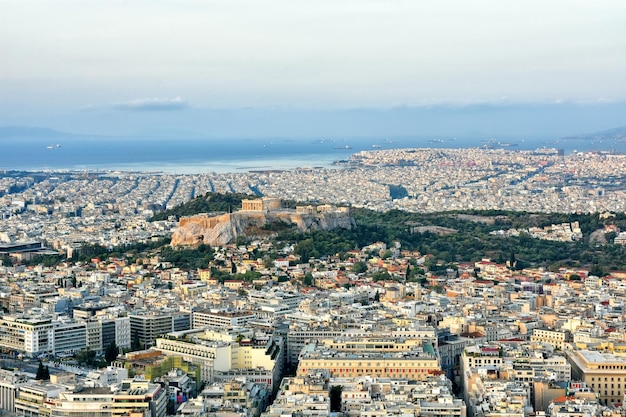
top-left (2, 0), bottom-right (626, 416)
top-left (0, 146), bottom-right (626, 417)
top-left (2, 148), bottom-right (626, 253)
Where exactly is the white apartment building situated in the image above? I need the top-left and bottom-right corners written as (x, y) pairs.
top-left (0, 314), bottom-right (131, 357)
top-left (192, 310), bottom-right (256, 329)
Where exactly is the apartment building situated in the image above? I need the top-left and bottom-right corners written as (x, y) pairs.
top-left (0, 370), bottom-right (28, 413)
top-left (15, 378), bottom-right (167, 417)
top-left (0, 314), bottom-right (54, 356)
top-left (192, 310), bottom-right (256, 329)
top-left (531, 328), bottom-right (570, 350)
top-left (154, 330), bottom-right (284, 389)
top-left (129, 312), bottom-right (191, 349)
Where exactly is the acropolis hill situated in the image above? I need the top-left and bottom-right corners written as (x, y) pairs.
top-left (170, 198), bottom-right (355, 247)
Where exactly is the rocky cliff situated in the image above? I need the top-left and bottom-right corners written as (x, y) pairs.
top-left (171, 210), bottom-right (355, 247)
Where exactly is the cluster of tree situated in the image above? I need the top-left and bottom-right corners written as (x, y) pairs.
top-left (275, 208), bottom-right (626, 272)
top-left (75, 349), bottom-right (101, 367)
top-left (159, 243), bottom-right (214, 269)
top-left (234, 270), bottom-right (262, 282)
top-left (9, 191), bottom-right (626, 277)
top-left (71, 342), bottom-right (121, 370)
top-left (150, 192), bottom-right (255, 221)
top-left (0, 254), bottom-right (13, 267)
top-left (290, 235), bottom-right (356, 261)
top-left (20, 238), bottom-right (171, 268)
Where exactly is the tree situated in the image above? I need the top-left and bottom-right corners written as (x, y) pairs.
top-left (36, 361), bottom-right (46, 380)
top-left (302, 273), bottom-right (314, 286)
top-left (605, 232), bottom-right (617, 243)
top-left (590, 265), bottom-right (606, 277)
top-left (372, 271), bottom-right (392, 282)
top-left (330, 385), bottom-right (343, 412)
top-left (508, 251), bottom-right (517, 270)
top-left (105, 341), bottom-right (119, 363)
top-left (131, 333), bottom-right (142, 351)
top-left (352, 262), bottom-right (368, 274)
top-left (0, 255), bottom-right (13, 267)
top-left (43, 365), bottom-right (50, 380)
top-left (76, 349), bottom-right (97, 367)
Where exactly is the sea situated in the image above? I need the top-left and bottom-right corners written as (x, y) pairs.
top-left (1, 135), bottom-right (625, 174)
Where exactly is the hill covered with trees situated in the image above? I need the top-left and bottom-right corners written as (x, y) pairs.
top-left (16, 192), bottom-right (626, 275)
top-left (148, 193), bottom-right (626, 274)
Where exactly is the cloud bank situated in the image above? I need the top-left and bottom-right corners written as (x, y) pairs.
top-left (113, 97), bottom-right (188, 111)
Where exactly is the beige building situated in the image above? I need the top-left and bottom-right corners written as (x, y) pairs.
top-left (33, 378), bottom-right (168, 417)
top-left (242, 198), bottom-right (282, 212)
top-left (296, 337), bottom-right (440, 381)
top-left (531, 328), bottom-right (569, 350)
top-left (14, 382), bottom-right (64, 417)
top-left (155, 330), bottom-right (284, 389)
top-left (567, 349), bottom-right (626, 406)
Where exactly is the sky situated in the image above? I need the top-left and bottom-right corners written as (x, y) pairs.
top-left (1, 0), bottom-right (625, 138)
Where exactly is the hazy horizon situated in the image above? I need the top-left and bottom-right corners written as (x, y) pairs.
top-left (1, 1), bottom-right (625, 139)
top-left (2, 101), bottom-right (625, 141)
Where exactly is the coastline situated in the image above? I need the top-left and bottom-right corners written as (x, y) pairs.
top-left (1, 136), bottom-right (626, 174)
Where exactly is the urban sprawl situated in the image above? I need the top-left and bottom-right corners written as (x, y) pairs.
top-left (1, 147), bottom-right (626, 417)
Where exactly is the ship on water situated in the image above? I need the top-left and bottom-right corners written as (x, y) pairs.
top-left (46, 144), bottom-right (61, 149)
top-left (481, 138), bottom-right (518, 148)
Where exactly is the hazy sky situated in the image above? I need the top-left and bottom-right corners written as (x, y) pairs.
top-left (1, 0), bottom-right (625, 136)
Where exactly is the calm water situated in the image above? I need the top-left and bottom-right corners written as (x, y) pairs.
top-left (1, 135), bottom-right (624, 174)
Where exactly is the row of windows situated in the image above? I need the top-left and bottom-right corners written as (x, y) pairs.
top-left (591, 376), bottom-right (624, 382)
top-left (533, 332), bottom-right (564, 339)
top-left (304, 361), bottom-right (435, 367)
top-left (330, 368), bottom-right (434, 373)
top-left (590, 383), bottom-right (623, 389)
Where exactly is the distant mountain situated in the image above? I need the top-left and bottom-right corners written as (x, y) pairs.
top-left (0, 126), bottom-right (79, 139)
top-left (131, 128), bottom-right (209, 139)
top-left (561, 126), bottom-right (626, 142)
top-left (0, 126), bottom-right (204, 140)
